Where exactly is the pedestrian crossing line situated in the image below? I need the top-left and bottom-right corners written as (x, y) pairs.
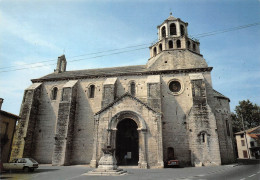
top-left (248, 174), bottom-right (256, 177)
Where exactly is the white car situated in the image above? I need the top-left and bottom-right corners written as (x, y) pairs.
top-left (3, 158), bottom-right (39, 172)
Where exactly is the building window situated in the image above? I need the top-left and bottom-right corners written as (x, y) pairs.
top-left (170, 23), bottom-right (176, 35)
top-left (240, 134), bottom-right (244, 138)
top-left (161, 26), bottom-right (166, 38)
top-left (51, 87), bottom-right (58, 100)
top-left (180, 25), bottom-right (185, 36)
top-left (193, 43), bottom-right (196, 51)
top-left (169, 80), bottom-right (181, 93)
top-left (187, 41), bottom-right (190, 49)
top-left (243, 150), bottom-right (248, 158)
top-left (241, 140), bottom-right (245, 146)
top-left (177, 40), bottom-right (181, 48)
top-left (89, 85), bottom-right (95, 98)
top-left (250, 141), bottom-right (255, 147)
top-left (159, 44), bottom-right (162, 52)
top-left (130, 82), bottom-right (136, 96)
top-left (169, 40), bottom-right (173, 49)
top-left (226, 120), bottom-right (230, 136)
top-left (202, 133), bottom-right (206, 143)
top-left (153, 47), bottom-right (157, 56)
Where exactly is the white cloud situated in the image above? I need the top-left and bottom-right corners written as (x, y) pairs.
top-left (0, 10), bottom-right (62, 52)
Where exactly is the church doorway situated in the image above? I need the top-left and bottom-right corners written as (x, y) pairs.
top-left (115, 118), bottom-right (139, 165)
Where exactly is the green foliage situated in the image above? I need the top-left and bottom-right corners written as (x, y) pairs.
top-left (231, 100), bottom-right (260, 133)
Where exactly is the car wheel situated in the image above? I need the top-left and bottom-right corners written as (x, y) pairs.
top-left (24, 167), bottom-right (29, 172)
top-left (29, 168), bottom-right (34, 172)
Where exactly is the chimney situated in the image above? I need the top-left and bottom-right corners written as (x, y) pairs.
top-left (0, 98), bottom-right (3, 110)
top-left (55, 55), bottom-right (67, 73)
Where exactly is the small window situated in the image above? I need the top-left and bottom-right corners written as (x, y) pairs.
top-left (187, 41), bottom-right (190, 49)
top-left (52, 87), bottom-right (58, 100)
top-left (180, 25), bottom-right (185, 36)
top-left (159, 44), bottom-right (162, 52)
top-left (250, 141), bottom-right (255, 147)
top-left (169, 40), bottom-right (173, 49)
top-left (153, 47), bottom-right (157, 56)
top-left (193, 43), bottom-right (196, 51)
top-left (130, 82), bottom-right (136, 96)
top-left (202, 133), bottom-right (205, 143)
top-left (89, 85), bottom-right (95, 98)
top-left (161, 26), bottom-right (166, 38)
top-left (177, 40), bottom-right (181, 48)
top-left (241, 140), bottom-right (245, 146)
top-left (170, 23), bottom-right (176, 35)
top-left (240, 134), bottom-right (244, 138)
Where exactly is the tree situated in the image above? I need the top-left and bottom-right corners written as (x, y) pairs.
top-left (231, 100), bottom-right (260, 133)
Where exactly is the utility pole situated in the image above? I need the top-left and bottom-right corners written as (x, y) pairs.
top-left (241, 115), bottom-right (251, 159)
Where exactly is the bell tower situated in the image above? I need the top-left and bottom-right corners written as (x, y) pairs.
top-left (146, 13), bottom-right (206, 71)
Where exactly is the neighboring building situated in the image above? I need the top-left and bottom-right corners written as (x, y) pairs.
top-left (0, 98), bottom-right (20, 163)
top-left (235, 126), bottom-right (260, 159)
top-left (10, 14), bottom-right (235, 168)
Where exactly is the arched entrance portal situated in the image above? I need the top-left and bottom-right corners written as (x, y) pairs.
top-left (116, 118), bottom-right (139, 165)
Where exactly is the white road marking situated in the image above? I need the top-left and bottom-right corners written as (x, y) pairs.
top-left (248, 174), bottom-right (256, 177)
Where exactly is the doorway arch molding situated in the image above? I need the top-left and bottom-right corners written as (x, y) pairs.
top-left (108, 110), bottom-right (147, 131)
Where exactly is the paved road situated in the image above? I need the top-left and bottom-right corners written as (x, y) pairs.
top-left (0, 164), bottom-right (259, 180)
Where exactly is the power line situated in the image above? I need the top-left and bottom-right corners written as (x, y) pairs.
top-left (0, 22), bottom-right (259, 73)
top-left (0, 46), bottom-right (148, 73)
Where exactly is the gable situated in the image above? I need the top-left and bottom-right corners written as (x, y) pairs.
top-left (95, 93), bottom-right (158, 115)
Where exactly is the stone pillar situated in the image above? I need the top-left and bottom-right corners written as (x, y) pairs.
top-left (52, 80), bottom-right (78, 166)
top-left (90, 115), bottom-right (99, 168)
top-left (156, 114), bottom-right (164, 168)
top-left (138, 129), bottom-right (148, 169)
top-left (10, 83), bottom-right (42, 160)
top-left (101, 78), bottom-right (117, 108)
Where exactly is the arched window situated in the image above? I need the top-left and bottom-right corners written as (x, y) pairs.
top-left (130, 82), bottom-right (136, 96)
top-left (199, 131), bottom-right (208, 143)
top-left (161, 26), bottom-right (166, 38)
top-left (170, 23), bottom-right (176, 35)
top-left (177, 40), bottom-right (181, 48)
top-left (193, 43), bottom-right (196, 51)
top-left (153, 47), bottom-right (157, 56)
top-left (52, 87), bottom-right (58, 100)
top-left (169, 40), bottom-right (173, 49)
top-left (187, 41), bottom-right (191, 49)
top-left (89, 85), bottom-right (95, 98)
top-left (180, 25), bottom-right (185, 36)
top-left (159, 44), bottom-right (162, 52)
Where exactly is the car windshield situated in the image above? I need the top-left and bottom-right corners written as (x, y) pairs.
top-left (10, 159), bottom-right (17, 163)
top-left (29, 158), bottom-right (38, 163)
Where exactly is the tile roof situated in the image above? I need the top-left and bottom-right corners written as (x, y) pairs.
top-left (235, 126), bottom-right (260, 135)
top-left (0, 110), bottom-right (20, 119)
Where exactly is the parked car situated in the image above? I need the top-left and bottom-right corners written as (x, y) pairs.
top-left (165, 159), bottom-right (180, 168)
top-left (3, 158), bottom-right (38, 172)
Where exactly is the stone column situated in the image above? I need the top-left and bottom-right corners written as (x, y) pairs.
top-left (90, 115), bottom-right (99, 168)
top-left (138, 129), bottom-right (148, 169)
top-left (156, 114), bottom-right (164, 168)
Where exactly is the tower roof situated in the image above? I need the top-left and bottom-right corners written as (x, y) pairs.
top-left (167, 13), bottom-right (177, 20)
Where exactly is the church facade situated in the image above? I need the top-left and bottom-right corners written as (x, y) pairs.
top-left (10, 14), bottom-right (235, 168)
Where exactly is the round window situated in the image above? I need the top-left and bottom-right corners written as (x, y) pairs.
top-left (169, 81), bottom-right (181, 93)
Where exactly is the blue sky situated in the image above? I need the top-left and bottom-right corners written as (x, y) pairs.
top-left (0, 0), bottom-right (259, 115)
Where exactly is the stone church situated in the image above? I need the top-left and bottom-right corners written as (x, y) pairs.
top-left (11, 14), bottom-right (235, 168)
